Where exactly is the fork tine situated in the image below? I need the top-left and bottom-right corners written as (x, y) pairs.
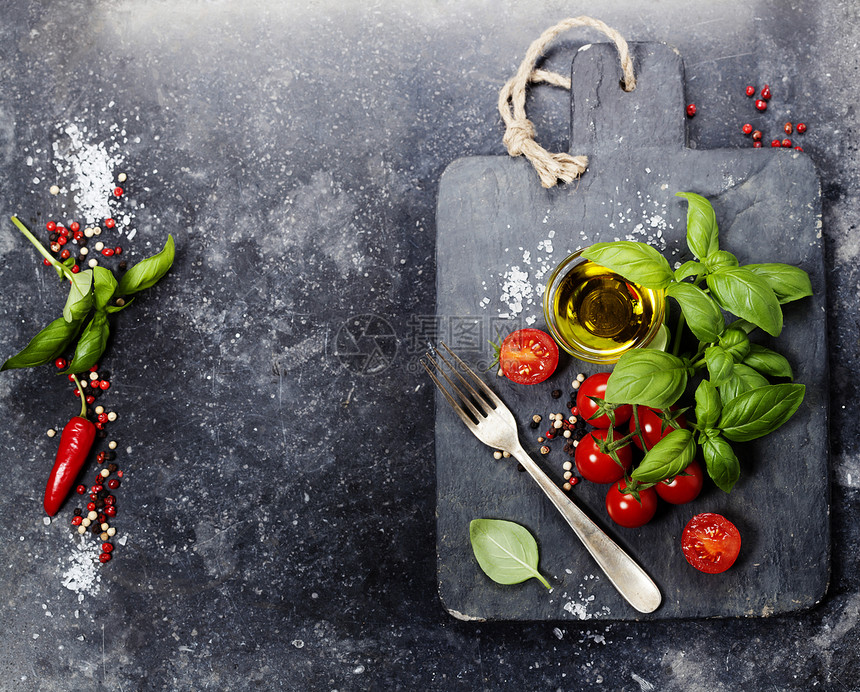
top-left (439, 341), bottom-right (505, 409)
top-left (431, 347), bottom-right (488, 416)
top-left (424, 351), bottom-right (486, 421)
top-left (421, 356), bottom-right (481, 433)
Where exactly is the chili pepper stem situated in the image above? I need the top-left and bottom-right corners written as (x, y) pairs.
top-left (71, 374), bottom-right (87, 417)
top-left (10, 216), bottom-right (74, 281)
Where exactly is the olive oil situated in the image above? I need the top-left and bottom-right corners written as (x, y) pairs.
top-left (551, 259), bottom-right (662, 360)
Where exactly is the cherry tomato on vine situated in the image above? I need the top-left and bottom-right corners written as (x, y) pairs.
top-left (575, 372), bottom-right (632, 428)
top-left (497, 329), bottom-right (559, 385)
top-left (681, 513), bottom-right (741, 574)
top-left (629, 406), bottom-right (687, 450)
top-left (575, 429), bottom-right (632, 484)
top-left (605, 482), bottom-right (658, 528)
top-left (655, 459), bottom-right (704, 504)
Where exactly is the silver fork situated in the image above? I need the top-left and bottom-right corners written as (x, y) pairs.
top-left (424, 342), bottom-right (661, 614)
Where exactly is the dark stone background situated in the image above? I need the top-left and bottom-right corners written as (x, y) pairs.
top-left (0, 1), bottom-right (857, 690)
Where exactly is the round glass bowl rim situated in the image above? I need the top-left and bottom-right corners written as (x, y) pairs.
top-left (542, 248), bottom-right (666, 364)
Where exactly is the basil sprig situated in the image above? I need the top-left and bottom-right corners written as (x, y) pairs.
top-left (2, 217), bottom-right (175, 373)
top-left (583, 192), bottom-right (811, 494)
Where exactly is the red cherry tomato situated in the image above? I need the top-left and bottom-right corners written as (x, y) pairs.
top-left (605, 482), bottom-right (657, 528)
top-left (498, 329), bottom-right (559, 385)
top-left (629, 407), bottom-right (687, 450)
top-left (681, 513), bottom-right (741, 574)
top-left (575, 429), bottom-right (632, 484)
top-left (576, 372), bottom-right (632, 428)
top-left (655, 460), bottom-right (704, 504)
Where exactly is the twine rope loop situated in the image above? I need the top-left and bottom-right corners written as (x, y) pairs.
top-left (498, 16), bottom-right (635, 188)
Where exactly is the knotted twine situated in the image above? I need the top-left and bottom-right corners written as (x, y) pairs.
top-left (498, 17), bottom-right (636, 188)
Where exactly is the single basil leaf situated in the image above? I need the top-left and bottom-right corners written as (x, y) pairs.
top-left (469, 519), bottom-right (550, 589)
top-left (605, 349), bottom-right (689, 409)
top-left (718, 327), bottom-right (750, 362)
top-left (62, 270), bottom-right (93, 323)
top-left (744, 263), bottom-right (813, 304)
top-left (701, 434), bottom-right (741, 493)
top-left (674, 260), bottom-right (704, 282)
top-left (116, 234), bottom-right (175, 296)
top-left (92, 266), bottom-right (118, 310)
top-left (676, 192), bottom-right (719, 261)
top-left (744, 344), bottom-right (793, 379)
top-left (706, 267), bottom-right (783, 337)
top-left (666, 282), bottom-right (724, 343)
top-left (632, 429), bottom-right (696, 484)
top-left (718, 383), bottom-right (805, 442)
top-left (105, 298), bottom-right (135, 314)
top-left (1, 316), bottom-right (82, 371)
top-left (719, 363), bottom-right (770, 403)
top-left (704, 345), bottom-right (734, 386)
top-left (704, 250), bottom-right (739, 273)
top-left (695, 380), bottom-right (721, 429)
top-left (63, 311), bottom-right (110, 374)
top-left (580, 241), bottom-right (674, 289)
top-left (726, 318), bottom-right (757, 334)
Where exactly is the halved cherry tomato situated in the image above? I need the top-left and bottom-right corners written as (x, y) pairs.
top-left (655, 459), bottom-right (704, 504)
top-left (629, 406), bottom-right (687, 450)
top-left (576, 372), bottom-right (632, 428)
top-left (681, 513), bottom-right (741, 574)
top-left (498, 328), bottom-right (559, 385)
top-left (605, 481), bottom-right (657, 528)
top-left (575, 429), bottom-right (632, 484)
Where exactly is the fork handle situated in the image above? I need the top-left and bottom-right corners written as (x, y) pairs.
top-left (510, 444), bottom-right (662, 613)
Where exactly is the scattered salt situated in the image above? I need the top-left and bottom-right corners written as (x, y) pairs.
top-left (51, 123), bottom-right (124, 224)
top-left (61, 539), bottom-right (102, 601)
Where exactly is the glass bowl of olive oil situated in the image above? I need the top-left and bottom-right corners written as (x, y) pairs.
top-left (543, 249), bottom-right (666, 364)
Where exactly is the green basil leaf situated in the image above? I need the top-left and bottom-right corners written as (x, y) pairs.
top-left (726, 318), bottom-right (757, 334)
top-left (743, 344), bottom-right (793, 379)
top-left (695, 380), bottom-right (721, 429)
top-left (706, 267), bottom-right (783, 337)
top-left (580, 241), bottom-right (674, 289)
top-left (62, 270), bottom-right (93, 323)
top-left (744, 263), bottom-right (813, 304)
top-left (105, 298), bottom-right (135, 314)
top-left (676, 191), bottom-right (719, 261)
top-left (701, 434), bottom-right (740, 493)
top-left (1, 316), bottom-right (82, 371)
top-left (704, 250), bottom-right (739, 273)
top-left (674, 260), bottom-right (704, 282)
top-left (469, 519), bottom-right (550, 589)
top-left (631, 429), bottom-right (696, 484)
top-left (666, 282), bottom-right (724, 343)
top-left (704, 345), bottom-right (734, 386)
top-left (63, 311), bottom-right (110, 374)
top-left (92, 266), bottom-right (118, 310)
top-left (718, 327), bottom-right (750, 362)
top-left (605, 349), bottom-right (689, 409)
top-left (718, 363), bottom-right (770, 403)
top-left (718, 383), bottom-right (805, 442)
top-left (116, 234), bottom-right (175, 296)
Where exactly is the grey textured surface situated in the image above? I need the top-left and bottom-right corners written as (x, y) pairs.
top-left (436, 42), bottom-right (827, 621)
top-left (0, 1), bottom-right (857, 690)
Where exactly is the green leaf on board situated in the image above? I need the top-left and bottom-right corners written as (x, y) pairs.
top-left (469, 519), bottom-right (551, 590)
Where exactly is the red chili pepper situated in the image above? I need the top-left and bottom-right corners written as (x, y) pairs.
top-left (43, 376), bottom-right (96, 516)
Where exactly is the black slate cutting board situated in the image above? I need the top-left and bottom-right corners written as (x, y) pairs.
top-left (434, 42), bottom-right (828, 621)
